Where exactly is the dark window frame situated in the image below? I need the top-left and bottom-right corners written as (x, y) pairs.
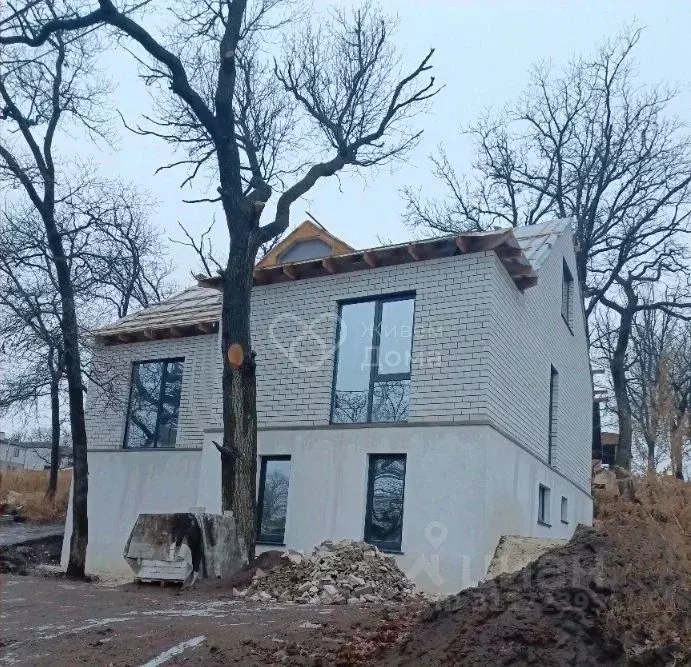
top-left (560, 495), bottom-right (569, 524)
top-left (364, 453), bottom-right (407, 552)
top-left (123, 357), bottom-right (185, 449)
top-left (256, 455), bottom-right (291, 545)
top-left (548, 365), bottom-right (559, 465)
top-left (561, 260), bottom-right (574, 333)
top-left (538, 484), bottom-right (551, 526)
top-left (330, 292), bottom-right (416, 425)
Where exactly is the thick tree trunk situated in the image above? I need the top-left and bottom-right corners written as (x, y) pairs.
top-left (42, 211), bottom-right (89, 578)
top-left (220, 229), bottom-right (258, 561)
top-left (612, 307), bottom-right (634, 470)
top-left (46, 378), bottom-right (60, 500)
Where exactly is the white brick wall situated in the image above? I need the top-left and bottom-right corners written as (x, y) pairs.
top-left (485, 231), bottom-right (592, 490)
top-left (84, 238), bottom-right (591, 493)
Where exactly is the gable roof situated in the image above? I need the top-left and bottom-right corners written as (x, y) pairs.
top-left (96, 219), bottom-right (570, 344)
top-left (257, 220), bottom-right (356, 268)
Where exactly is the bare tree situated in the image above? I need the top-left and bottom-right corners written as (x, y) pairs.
top-left (0, 7), bottom-right (172, 573)
top-left (1, 0), bottom-right (439, 556)
top-left (403, 27), bottom-right (691, 469)
top-left (0, 189), bottom-right (170, 499)
top-left (628, 307), bottom-right (691, 478)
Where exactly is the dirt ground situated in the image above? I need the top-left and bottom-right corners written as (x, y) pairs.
top-left (376, 474), bottom-right (691, 667)
top-left (1, 574), bottom-right (421, 666)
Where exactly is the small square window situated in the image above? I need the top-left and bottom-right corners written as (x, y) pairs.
top-left (561, 496), bottom-right (569, 524)
top-left (538, 484), bottom-right (551, 526)
top-left (257, 456), bottom-right (291, 544)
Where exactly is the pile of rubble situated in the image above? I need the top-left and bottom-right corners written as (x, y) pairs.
top-left (234, 539), bottom-right (417, 604)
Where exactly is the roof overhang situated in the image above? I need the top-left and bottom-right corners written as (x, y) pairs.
top-left (200, 228), bottom-right (538, 291)
top-left (98, 228), bottom-right (537, 345)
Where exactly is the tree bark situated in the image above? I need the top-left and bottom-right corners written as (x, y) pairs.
top-left (670, 419), bottom-right (686, 480)
top-left (42, 211), bottom-right (89, 578)
top-left (646, 438), bottom-right (656, 472)
top-left (612, 306), bottom-right (634, 470)
top-left (220, 225), bottom-right (258, 560)
top-left (46, 376), bottom-right (60, 500)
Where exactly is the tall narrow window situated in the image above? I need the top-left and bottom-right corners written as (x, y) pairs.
top-left (562, 260), bottom-right (574, 328)
top-left (331, 295), bottom-right (415, 424)
top-left (538, 484), bottom-right (551, 525)
top-left (364, 454), bottom-right (407, 551)
top-left (124, 359), bottom-right (184, 448)
top-left (548, 366), bottom-right (559, 465)
top-left (561, 496), bottom-right (569, 524)
top-left (257, 456), bottom-right (291, 544)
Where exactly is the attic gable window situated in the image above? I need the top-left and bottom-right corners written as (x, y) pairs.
top-left (562, 260), bottom-right (574, 330)
top-left (124, 358), bottom-right (184, 448)
top-left (331, 295), bottom-right (415, 424)
top-left (278, 239), bottom-right (332, 263)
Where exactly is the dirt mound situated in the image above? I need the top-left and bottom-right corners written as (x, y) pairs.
top-left (377, 474), bottom-right (691, 666)
top-left (0, 534), bottom-right (63, 575)
top-left (230, 539), bottom-right (418, 605)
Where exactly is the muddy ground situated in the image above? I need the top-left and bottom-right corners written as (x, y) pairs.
top-left (1, 574), bottom-right (420, 666)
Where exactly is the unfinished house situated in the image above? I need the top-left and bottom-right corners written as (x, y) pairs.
top-left (61, 218), bottom-right (593, 594)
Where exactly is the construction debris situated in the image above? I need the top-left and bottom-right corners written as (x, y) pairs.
top-left (233, 539), bottom-right (418, 604)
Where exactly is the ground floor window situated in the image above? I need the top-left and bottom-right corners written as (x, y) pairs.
top-left (538, 484), bottom-right (551, 526)
top-left (257, 456), bottom-right (291, 544)
top-left (364, 454), bottom-right (407, 551)
top-left (561, 496), bottom-right (569, 524)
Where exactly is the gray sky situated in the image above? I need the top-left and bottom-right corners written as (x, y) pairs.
top-left (79, 0), bottom-right (691, 287)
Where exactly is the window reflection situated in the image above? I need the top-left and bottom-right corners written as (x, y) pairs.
top-left (258, 457), bottom-right (291, 544)
top-left (331, 296), bottom-right (414, 424)
top-left (124, 359), bottom-right (184, 448)
top-left (365, 454), bottom-right (407, 551)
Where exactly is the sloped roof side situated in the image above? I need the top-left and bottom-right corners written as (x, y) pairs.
top-left (96, 218), bottom-right (571, 341)
top-left (513, 218), bottom-right (570, 270)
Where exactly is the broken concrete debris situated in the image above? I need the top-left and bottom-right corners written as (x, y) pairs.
top-left (234, 539), bottom-right (417, 604)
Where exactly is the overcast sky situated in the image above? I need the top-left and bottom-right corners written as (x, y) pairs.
top-left (76, 0), bottom-right (691, 288)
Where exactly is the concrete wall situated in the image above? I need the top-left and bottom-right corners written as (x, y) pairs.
top-left (65, 424), bottom-right (592, 593)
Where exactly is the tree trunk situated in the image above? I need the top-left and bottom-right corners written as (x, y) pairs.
top-left (42, 210), bottom-right (89, 578)
top-left (220, 228), bottom-right (258, 561)
top-left (646, 439), bottom-right (656, 472)
top-left (670, 418), bottom-right (686, 481)
top-left (46, 378), bottom-right (60, 500)
top-left (612, 307), bottom-right (634, 470)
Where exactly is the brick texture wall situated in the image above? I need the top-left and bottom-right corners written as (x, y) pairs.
top-left (85, 236), bottom-right (592, 492)
top-left (486, 231), bottom-right (592, 489)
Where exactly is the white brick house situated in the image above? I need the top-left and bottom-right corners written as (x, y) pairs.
top-left (62, 219), bottom-right (593, 594)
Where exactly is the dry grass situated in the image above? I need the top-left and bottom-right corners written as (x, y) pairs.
top-left (0, 469), bottom-right (71, 522)
top-left (596, 472), bottom-right (691, 661)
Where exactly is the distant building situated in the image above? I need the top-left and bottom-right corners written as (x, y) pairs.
top-left (0, 433), bottom-right (72, 470)
top-left (600, 432), bottom-right (618, 466)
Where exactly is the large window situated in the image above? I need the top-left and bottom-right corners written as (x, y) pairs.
top-left (124, 359), bottom-right (184, 448)
top-left (548, 366), bottom-right (559, 465)
top-left (331, 295), bottom-right (415, 424)
top-left (257, 456), bottom-right (291, 544)
top-left (562, 260), bottom-right (574, 329)
top-left (364, 454), bottom-right (407, 551)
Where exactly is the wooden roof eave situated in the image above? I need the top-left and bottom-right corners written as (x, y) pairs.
top-left (98, 320), bottom-right (219, 346)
